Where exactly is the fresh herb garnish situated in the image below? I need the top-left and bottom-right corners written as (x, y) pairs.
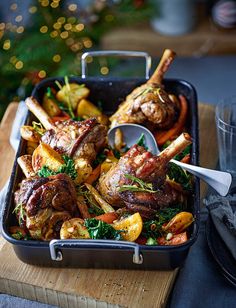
top-left (167, 162), bottom-right (192, 191)
top-left (119, 174), bottom-right (157, 193)
top-left (55, 76), bottom-right (76, 119)
top-left (146, 237), bottom-right (157, 245)
top-left (84, 218), bottom-right (122, 240)
top-left (174, 145), bottom-right (191, 161)
top-left (76, 186), bottom-right (105, 216)
top-left (38, 155), bottom-right (77, 180)
top-left (32, 121), bottom-right (45, 136)
top-left (13, 203), bottom-right (26, 225)
top-left (136, 133), bottom-right (148, 150)
top-left (142, 207), bottom-right (181, 239)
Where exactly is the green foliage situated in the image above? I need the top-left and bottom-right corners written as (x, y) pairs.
top-left (0, 0), bottom-right (155, 119)
top-left (119, 174), bottom-right (157, 193)
top-left (38, 155), bottom-right (77, 179)
top-left (167, 162), bottom-right (192, 191)
top-left (142, 207), bottom-right (181, 239)
top-left (84, 218), bottom-right (122, 240)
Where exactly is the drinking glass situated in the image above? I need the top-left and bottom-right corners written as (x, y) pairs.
top-left (215, 96), bottom-right (236, 180)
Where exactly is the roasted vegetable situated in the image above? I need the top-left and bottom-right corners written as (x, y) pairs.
top-left (42, 89), bottom-right (61, 117)
top-left (57, 83), bottom-right (90, 110)
top-left (162, 211), bottom-right (194, 234)
top-left (94, 212), bottom-right (118, 224)
top-left (26, 141), bottom-right (39, 155)
top-left (37, 153), bottom-right (78, 180)
top-left (157, 231), bottom-right (188, 245)
top-left (17, 155), bottom-right (35, 178)
top-left (85, 218), bottom-right (122, 240)
top-left (142, 207), bottom-right (181, 239)
top-left (74, 158), bottom-right (92, 184)
top-left (167, 162), bottom-right (192, 191)
top-left (60, 218), bottom-right (90, 239)
top-left (77, 98), bottom-right (108, 125)
top-left (85, 183), bottom-right (115, 213)
top-left (32, 143), bottom-right (64, 173)
top-left (112, 212), bottom-right (143, 242)
top-left (20, 125), bottom-right (41, 142)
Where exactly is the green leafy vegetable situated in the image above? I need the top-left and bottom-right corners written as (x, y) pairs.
top-left (119, 174), bottom-right (157, 193)
top-left (38, 155), bottom-right (77, 180)
top-left (84, 218), bottom-right (122, 240)
top-left (136, 133), bottom-right (148, 150)
top-left (174, 145), bottom-right (191, 161)
top-left (142, 207), bottom-right (181, 239)
top-left (76, 186), bottom-right (105, 216)
top-left (167, 162), bottom-right (192, 190)
top-left (93, 150), bottom-right (107, 167)
top-left (146, 237), bottom-right (157, 245)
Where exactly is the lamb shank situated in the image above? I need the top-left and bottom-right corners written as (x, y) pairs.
top-left (14, 173), bottom-right (77, 240)
top-left (98, 133), bottom-right (192, 218)
top-left (25, 97), bottom-right (107, 164)
top-left (110, 49), bottom-right (179, 129)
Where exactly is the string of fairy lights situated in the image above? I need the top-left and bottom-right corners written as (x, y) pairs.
top-left (1, 0), bottom-right (111, 79)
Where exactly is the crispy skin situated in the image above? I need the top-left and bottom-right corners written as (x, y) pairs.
top-left (25, 174), bottom-right (77, 216)
top-left (110, 84), bottom-right (178, 129)
top-left (41, 118), bottom-right (107, 163)
top-left (98, 133), bottom-right (191, 217)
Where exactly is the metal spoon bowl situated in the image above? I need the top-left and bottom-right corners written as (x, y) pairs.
top-left (108, 124), bottom-right (232, 197)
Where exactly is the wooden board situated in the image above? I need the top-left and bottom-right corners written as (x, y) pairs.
top-left (0, 102), bottom-right (217, 308)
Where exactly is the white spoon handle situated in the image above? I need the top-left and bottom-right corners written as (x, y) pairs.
top-left (172, 159), bottom-right (232, 197)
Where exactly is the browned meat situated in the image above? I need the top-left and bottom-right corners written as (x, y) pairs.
top-left (25, 97), bottom-right (107, 163)
top-left (41, 118), bottom-right (107, 162)
top-left (14, 174), bottom-right (77, 240)
top-left (26, 209), bottom-right (72, 240)
top-left (110, 49), bottom-right (179, 129)
top-left (25, 173), bottom-right (77, 216)
top-left (98, 133), bottom-right (191, 214)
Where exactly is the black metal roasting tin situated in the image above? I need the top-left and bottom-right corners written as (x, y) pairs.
top-left (2, 76), bottom-right (200, 269)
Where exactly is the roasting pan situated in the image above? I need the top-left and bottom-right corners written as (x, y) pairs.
top-left (1, 51), bottom-right (200, 269)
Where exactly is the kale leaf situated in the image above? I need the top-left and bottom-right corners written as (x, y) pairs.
top-left (84, 218), bottom-right (122, 240)
top-left (167, 162), bottom-right (192, 191)
top-left (38, 155), bottom-right (77, 180)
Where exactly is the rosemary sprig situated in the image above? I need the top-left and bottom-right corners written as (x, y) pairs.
top-left (119, 174), bottom-right (157, 193)
top-left (132, 86), bottom-right (153, 100)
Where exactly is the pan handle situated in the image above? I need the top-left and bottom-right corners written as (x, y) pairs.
top-left (49, 239), bottom-right (143, 264)
top-left (81, 50), bottom-right (151, 79)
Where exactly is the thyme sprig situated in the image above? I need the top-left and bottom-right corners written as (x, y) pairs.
top-left (13, 203), bottom-right (26, 225)
top-left (119, 174), bottom-right (157, 193)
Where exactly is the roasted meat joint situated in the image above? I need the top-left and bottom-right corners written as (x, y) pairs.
top-left (10, 49), bottom-right (195, 246)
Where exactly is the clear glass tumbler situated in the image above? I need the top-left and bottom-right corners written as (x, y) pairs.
top-left (215, 96), bottom-right (236, 179)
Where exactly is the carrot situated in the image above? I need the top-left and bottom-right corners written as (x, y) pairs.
top-left (85, 164), bottom-right (101, 185)
top-left (94, 212), bottom-right (118, 224)
top-left (51, 112), bottom-right (70, 123)
top-left (180, 153), bottom-right (191, 164)
top-left (155, 94), bottom-right (188, 146)
top-left (157, 232), bottom-right (188, 246)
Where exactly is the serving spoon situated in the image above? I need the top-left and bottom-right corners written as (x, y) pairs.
top-left (108, 124), bottom-right (232, 197)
